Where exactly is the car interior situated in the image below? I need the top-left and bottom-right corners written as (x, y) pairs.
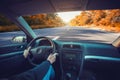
top-left (0, 0), bottom-right (120, 80)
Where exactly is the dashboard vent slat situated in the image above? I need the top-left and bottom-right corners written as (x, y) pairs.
top-left (63, 44), bottom-right (81, 49)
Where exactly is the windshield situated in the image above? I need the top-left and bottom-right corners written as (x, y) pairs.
top-left (25, 9), bottom-right (120, 43)
top-left (0, 9), bottom-right (120, 44)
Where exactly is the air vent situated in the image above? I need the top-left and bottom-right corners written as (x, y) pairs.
top-left (63, 44), bottom-right (81, 49)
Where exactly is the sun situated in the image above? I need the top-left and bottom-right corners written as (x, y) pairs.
top-left (57, 11), bottom-right (81, 23)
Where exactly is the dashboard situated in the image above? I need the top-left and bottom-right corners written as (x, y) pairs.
top-left (53, 40), bottom-right (120, 80)
top-left (54, 41), bottom-right (120, 61)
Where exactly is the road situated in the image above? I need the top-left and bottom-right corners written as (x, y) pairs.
top-left (0, 27), bottom-right (120, 45)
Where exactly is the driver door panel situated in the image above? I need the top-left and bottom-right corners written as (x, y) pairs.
top-left (0, 43), bottom-right (27, 60)
top-left (0, 42), bottom-right (28, 78)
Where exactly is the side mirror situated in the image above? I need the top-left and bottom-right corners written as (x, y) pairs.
top-left (12, 36), bottom-right (26, 43)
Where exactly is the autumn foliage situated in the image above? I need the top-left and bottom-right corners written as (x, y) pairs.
top-left (69, 9), bottom-right (120, 32)
top-left (24, 14), bottom-right (65, 27)
top-left (0, 13), bottom-right (65, 32)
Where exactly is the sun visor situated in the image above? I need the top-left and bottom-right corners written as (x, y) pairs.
top-left (86, 0), bottom-right (120, 10)
top-left (50, 0), bottom-right (88, 12)
top-left (9, 0), bottom-right (56, 16)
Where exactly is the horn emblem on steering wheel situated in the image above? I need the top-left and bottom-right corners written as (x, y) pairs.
top-left (37, 48), bottom-right (42, 54)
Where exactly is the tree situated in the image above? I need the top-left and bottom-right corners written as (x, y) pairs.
top-left (69, 11), bottom-right (92, 26)
top-left (24, 13), bottom-right (65, 27)
top-left (0, 15), bottom-right (13, 26)
top-left (69, 9), bottom-right (120, 32)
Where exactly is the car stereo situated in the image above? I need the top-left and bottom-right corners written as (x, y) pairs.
top-left (61, 49), bottom-right (83, 71)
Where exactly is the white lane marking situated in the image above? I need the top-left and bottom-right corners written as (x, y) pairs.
top-left (53, 36), bottom-right (60, 40)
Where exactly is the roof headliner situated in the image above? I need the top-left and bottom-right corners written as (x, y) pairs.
top-left (0, 0), bottom-right (120, 16)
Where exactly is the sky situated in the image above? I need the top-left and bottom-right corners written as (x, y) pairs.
top-left (57, 11), bottom-right (81, 23)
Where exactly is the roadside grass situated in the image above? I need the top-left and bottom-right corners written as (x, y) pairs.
top-left (0, 25), bottom-right (20, 32)
top-left (31, 25), bottom-right (59, 29)
top-left (0, 25), bottom-right (120, 33)
top-left (76, 24), bottom-right (120, 33)
top-left (0, 25), bottom-right (58, 32)
top-left (93, 26), bottom-right (120, 33)
top-left (100, 26), bottom-right (120, 33)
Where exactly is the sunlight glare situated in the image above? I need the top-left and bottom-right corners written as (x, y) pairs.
top-left (57, 11), bottom-right (81, 23)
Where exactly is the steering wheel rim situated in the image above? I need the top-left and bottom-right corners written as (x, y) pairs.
top-left (26, 36), bottom-right (56, 66)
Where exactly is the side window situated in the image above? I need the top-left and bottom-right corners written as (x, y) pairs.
top-left (0, 15), bottom-right (26, 46)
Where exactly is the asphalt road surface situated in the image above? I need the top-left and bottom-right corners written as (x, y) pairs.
top-left (0, 27), bottom-right (120, 46)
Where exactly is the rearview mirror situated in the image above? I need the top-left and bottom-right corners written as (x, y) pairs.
top-left (12, 36), bottom-right (26, 43)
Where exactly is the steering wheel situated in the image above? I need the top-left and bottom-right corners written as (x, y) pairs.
top-left (26, 37), bottom-right (56, 66)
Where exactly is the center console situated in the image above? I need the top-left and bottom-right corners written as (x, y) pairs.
top-left (60, 44), bottom-right (84, 80)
